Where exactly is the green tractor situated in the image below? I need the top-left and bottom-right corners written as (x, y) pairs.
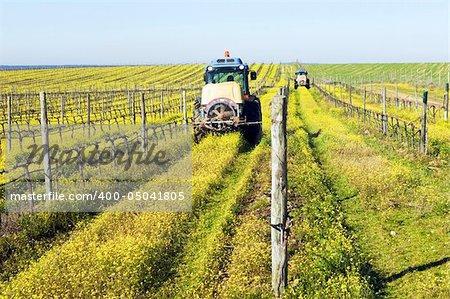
top-left (193, 52), bottom-right (262, 144)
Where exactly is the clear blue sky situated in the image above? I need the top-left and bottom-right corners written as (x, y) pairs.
top-left (0, 0), bottom-right (448, 65)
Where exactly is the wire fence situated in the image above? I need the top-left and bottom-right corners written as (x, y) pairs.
top-left (313, 80), bottom-right (428, 153)
top-left (1, 63), bottom-right (282, 188)
top-left (314, 79), bottom-right (449, 122)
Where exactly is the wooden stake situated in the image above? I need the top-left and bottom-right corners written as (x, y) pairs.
top-left (7, 95), bottom-right (12, 152)
top-left (271, 94), bottom-right (288, 298)
top-left (87, 93), bottom-right (91, 138)
top-left (141, 92), bottom-right (147, 151)
top-left (182, 90), bottom-right (187, 125)
top-left (349, 86), bottom-right (352, 105)
top-left (415, 84), bottom-right (419, 110)
top-left (382, 87), bottom-right (387, 135)
top-left (395, 83), bottom-right (399, 108)
top-left (61, 95), bottom-right (66, 125)
top-left (444, 83), bottom-right (449, 121)
top-left (160, 91), bottom-right (165, 118)
top-left (130, 90), bottom-right (136, 125)
top-left (420, 90), bottom-right (428, 154)
top-left (40, 92), bottom-right (52, 194)
top-left (363, 87), bottom-right (366, 123)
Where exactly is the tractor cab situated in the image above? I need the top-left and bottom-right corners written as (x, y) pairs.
top-left (204, 57), bottom-right (257, 96)
top-left (294, 68), bottom-right (310, 89)
top-left (295, 69), bottom-right (308, 76)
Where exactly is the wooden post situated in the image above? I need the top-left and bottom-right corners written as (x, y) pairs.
top-left (349, 86), bottom-right (352, 105)
top-left (78, 93), bottom-right (81, 114)
top-left (40, 92), bottom-right (52, 194)
top-left (131, 90), bottom-right (136, 125)
top-left (87, 93), bottom-right (91, 138)
top-left (382, 87), bottom-right (387, 135)
top-left (395, 83), bottom-right (399, 108)
top-left (182, 90), bottom-right (188, 125)
top-left (363, 87), bottom-right (367, 123)
top-left (340, 82), bottom-right (343, 101)
top-left (151, 90), bottom-right (155, 117)
top-left (160, 91), bottom-right (165, 118)
top-left (61, 95), bottom-right (66, 125)
top-left (415, 84), bottom-right (418, 110)
top-left (141, 93), bottom-right (147, 151)
top-left (445, 83), bottom-right (449, 121)
top-left (127, 88), bottom-right (131, 120)
top-left (166, 85), bottom-right (170, 114)
top-left (102, 90), bottom-right (105, 120)
top-left (420, 90), bottom-right (428, 154)
top-left (7, 95), bottom-right (12, 152)
top-left (25, 92), bottom-right (30, 121)
top-left (271, 95), bottom-right (288, 298)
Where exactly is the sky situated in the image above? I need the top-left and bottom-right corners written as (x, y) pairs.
top-left (0, 0), bottom-right (448, 65)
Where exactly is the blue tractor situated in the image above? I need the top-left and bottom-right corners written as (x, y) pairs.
top-left (193, 51), bottom-right (262, 144)
top-left (294, 69), bottom-right (310, 89)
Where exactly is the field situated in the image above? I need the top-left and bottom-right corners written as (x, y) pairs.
top-left (304, 63), bottom-right (450, 85)
top-left (0, 62), bottom-right (449, 298)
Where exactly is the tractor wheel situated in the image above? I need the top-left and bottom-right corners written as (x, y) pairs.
top-left (192, 97), bottom-right (204, 143)
top-left (242, 98), bottom-right (262, 146)
top-left (306, 78), bottom-right (311, 89)
top-left (193, 126), bottom-right (205, 144)
top-left (192, 97), bottom-right (201, 122)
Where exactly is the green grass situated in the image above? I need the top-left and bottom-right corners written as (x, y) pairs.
top-left (217, 150), bottom-right (272, 298)
top-left (300, 87), bottom-right (450, 298)
top-left (315, 82), bottom-right (450, 159)
top-left (152, 144), bottom-right (267, 298)
top-left (0, 133), bottom-right (243, 297)
top-left (151, 84), bottom-right (284, 298)
top-left (0, 70), bottom-right (284, 298)
top-left (285, 88), bottom-right (373, 298)
top-left (215, 86), bottom-right (280, 298)
top-left (365, 82), bottom-right (447, 106)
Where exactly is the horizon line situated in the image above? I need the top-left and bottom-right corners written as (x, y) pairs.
top-left (1, 61), bottom-right (449, 70)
